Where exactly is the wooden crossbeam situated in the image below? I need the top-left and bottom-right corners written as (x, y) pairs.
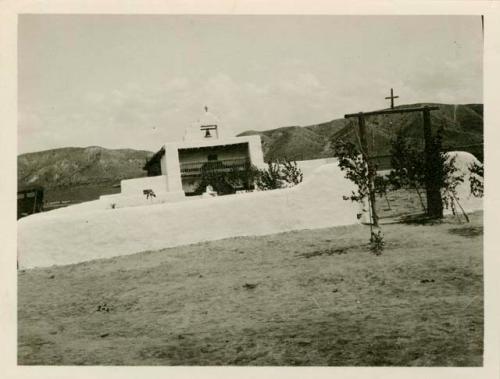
top-left (200, 124), bottom-right (218, 130)
top-left (345, 106), bottom-right (439, 119)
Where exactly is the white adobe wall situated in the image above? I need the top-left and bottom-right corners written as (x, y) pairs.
top-left (120, 175), bottom-right (168, 196)
top-left (99, 192), bottom-right (186, 209)
top-left (443, 151), bottom-right (483, 215)
top-left (95, 175), bottom-right (185, 209)
top-left (17, 152), bottom-right (483, 269)
top-left (297, 158), bottom-right (337, 178)
top-left (247, 135), bottom-right (266, 168)
top-left (18, 163), bottom-right (360, 269)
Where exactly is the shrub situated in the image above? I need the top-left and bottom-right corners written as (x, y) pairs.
top-left (280, 160), bottom-right (304, 187)
top-left (388, 128), bottom-right (469, 221)
top-left (387, 131), bottom-right (427, 211)
top-left (255, 159), bottom-right (303, 190)
top-left (333, 139), bottom-right (380, 226)
top-left (469, 161), bottom-right (484, 198)
top-left (256, 161), bottom-right (284, 190)
top-left (369, 230), bottom-right (385, 256)
top-left (441, 155), bottom-right (468, 221)
top-left (193, 162), bottom-right (260, 195)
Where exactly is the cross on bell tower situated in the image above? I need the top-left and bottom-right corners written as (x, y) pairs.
top-left (385, 88), bottom-right (399, 109)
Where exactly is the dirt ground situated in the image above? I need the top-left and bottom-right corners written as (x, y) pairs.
top-left (18, 211), bottom-right (483, 366)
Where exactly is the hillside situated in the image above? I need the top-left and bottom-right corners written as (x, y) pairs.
top-left (18, 146), bottom-right (153, 189)
top-left (238, 103), bottom-right (483, 161)
top-left (17, 146), bottom-right (154, 205)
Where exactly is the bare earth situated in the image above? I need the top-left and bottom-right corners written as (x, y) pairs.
top-left (18, 212), bottom-right (483, 366)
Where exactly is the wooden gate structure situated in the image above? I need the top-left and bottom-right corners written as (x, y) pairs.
top-left (345, 105), bottom-right (442, 225)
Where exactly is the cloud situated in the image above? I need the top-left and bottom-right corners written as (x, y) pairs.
top-left (18, 56), bottom-right (482, 155)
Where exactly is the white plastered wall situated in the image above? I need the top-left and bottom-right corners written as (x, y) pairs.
top-left (120, 175), bottom-right (168, 196)
top-left (18, 162), bottom-right (360, 268)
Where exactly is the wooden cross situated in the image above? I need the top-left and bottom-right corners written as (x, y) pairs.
top-left (385, 88), bottom-right (399, 109)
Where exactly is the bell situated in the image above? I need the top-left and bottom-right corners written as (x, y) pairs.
top-left (204, 129), bottom-right (212, 138)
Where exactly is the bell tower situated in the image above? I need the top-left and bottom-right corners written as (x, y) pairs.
top-left (183, 106), bottom-right (233, 142)
top-left (200, 107), bottom-right (218, 139)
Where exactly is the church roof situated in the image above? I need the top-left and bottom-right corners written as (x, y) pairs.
top-left (143, 146), bottom-right (165, 171)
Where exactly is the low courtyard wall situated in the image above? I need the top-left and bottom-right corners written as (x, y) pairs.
top-left (18, 163), bottom-right (360, 268)
top-left (17, 152), bottom-right (482, 269)
top-left (120, 175), bottom-right (168, 196)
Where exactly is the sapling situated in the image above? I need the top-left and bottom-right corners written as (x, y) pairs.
top-left (441, 154), bottom-right (468, 222)
top-left (388, 129), bottom-right (470, 222)
top-left (256, 161), bottom-right (284, 190)
top-left (333, 140), bottom-right (378, 226)
top-left (427, 130), bottom-right (469, 222)
top-left (255, 159), bottom-right (303, 190)
top-left (387, 131), bottom-right (427, 212)
top-left (374, 175), bottom-right (392, 210)
top-left (280, 159), bottom-right (304, 187)
top-left (369, 229), bottom-right (385, 256)
top-left (333, 139), bottom-right (384, 254)
top-left (469, 161), bottom-right (484, 198)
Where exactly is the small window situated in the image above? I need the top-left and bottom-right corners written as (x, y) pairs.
top-left (207, 154), bottom-right (218, 161)
top-left (26, 192), bottom-right (35, 198)
top-left (17, 193), bottom-right (25, 199)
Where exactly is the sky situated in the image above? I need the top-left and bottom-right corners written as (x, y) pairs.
top-left (18, 15), bottom-right (483, 154)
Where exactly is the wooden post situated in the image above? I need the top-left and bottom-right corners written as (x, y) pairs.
top-left (422, 107), bottom-right (443, 219)
top-left (32, 190), bottom-right (38, 214)
top-left (357, 114), bottom-right (379, 227)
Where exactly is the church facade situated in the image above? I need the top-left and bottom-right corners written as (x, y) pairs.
top-left (101, 108), bottom-right (266, 207)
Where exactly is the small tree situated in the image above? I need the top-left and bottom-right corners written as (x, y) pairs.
top-left (333, 140), bottom-right (371, 204)
top-left (280, 160), bottom-right (304, 187)
top-left (224, 163), bottom-right (261, 191)
top-left (333, 139), bottom-right (384, 253)
top-left (441, 154), bottom-right (469, 222)
top-left (194, 161), bottom-right (260, 195)
top-left (256, 159), bottom-right (303, 190)
top-left (387, 131), bottom-right (427, 211)
top-left (369, 230), bottom-right (385, 256)
top-left (426, 130), bottom-right (471, 222)
top-left (374, 174), bottom-right (392, 210)
top-left (333, 140), bottom-right (380, 224)
top-left (193, 159), bottom-right (303, 194)
top-left (388, 128), bottom-right (469, 222)
top-left (256, 161), bottom-right (284, 190)
top-left (469, 161), bottom-right (484, 198)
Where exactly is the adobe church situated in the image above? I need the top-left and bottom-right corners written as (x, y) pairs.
top-left (101, 108), bottom-right (266, 207)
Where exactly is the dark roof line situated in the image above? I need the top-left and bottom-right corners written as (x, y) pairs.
top-left (143, 146), bottom-right (165, 170)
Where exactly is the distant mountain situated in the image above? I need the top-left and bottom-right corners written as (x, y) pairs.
top-left (238, 103), bottom-right (483, 161)
top-left (18, 146), bottom-right (153, 189)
